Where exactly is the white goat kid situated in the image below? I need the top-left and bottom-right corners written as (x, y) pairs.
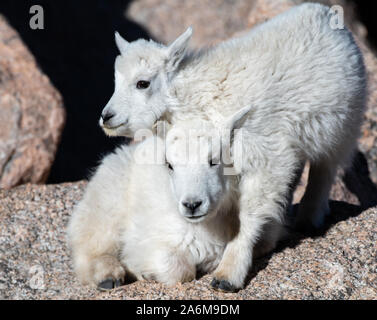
top-left (68, 108), bottom-right (267, 289)
top-left (100, 3), bottom-right (367, 291)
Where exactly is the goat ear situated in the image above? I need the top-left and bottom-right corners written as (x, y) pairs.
top-left (166, 27), bottom-right (193, 71)
top-left (115, 31), bottom-right (129, 55)
top-left (224, 105), bottom-right (252, 133)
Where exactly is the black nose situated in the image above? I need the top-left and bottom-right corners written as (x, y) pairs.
top-left (101, 112), bottom-right (115, 123)
top-left (182, 201), bottom-right (202, 213)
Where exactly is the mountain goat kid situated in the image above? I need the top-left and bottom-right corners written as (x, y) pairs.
top-left (99, 3), bottom-right (367, 291)
top-left (68, 107), bottom-right (274, 290)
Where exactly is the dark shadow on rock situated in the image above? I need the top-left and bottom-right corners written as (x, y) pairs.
top-left (343, 150), bottom-right (377, 210)
top-left (0, 0), bottom-right (152, 182)
top-left (244, 200), bottom-right (364, 288)
top-left (247, 150), bottom-right (377, 286)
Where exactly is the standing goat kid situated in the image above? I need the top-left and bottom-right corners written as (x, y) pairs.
top-left (100, 3), bottom-right (367, 291)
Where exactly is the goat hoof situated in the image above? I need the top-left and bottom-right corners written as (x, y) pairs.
top-left (210, 278), bottom-right (220, 289)
top-left (210, 278), bottom-right (237, 293)
top-left (98, 278), bottom-right (123, 291)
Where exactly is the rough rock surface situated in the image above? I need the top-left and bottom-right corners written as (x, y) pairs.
top-left (0, 182), bottom-right (376, 300)
top-left (127, 0), bottom-right (255, 48)
top-left (0, 15), bottom-right (65, 189)
top-left (127, 0), bottom-right (357, 46)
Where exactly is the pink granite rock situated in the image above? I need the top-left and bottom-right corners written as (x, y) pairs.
top-left (0, 15), bottom-right (65, 189)
top-left (0, 182), bottom-right (375, 299)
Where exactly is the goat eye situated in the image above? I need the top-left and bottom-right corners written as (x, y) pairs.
top-left (136, 80), bottom-right (150, 89)
top-left (167, 162), bottom-right (173, 171)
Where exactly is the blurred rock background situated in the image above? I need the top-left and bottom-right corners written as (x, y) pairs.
top-left (0, 0), bottom-right (376, 299)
